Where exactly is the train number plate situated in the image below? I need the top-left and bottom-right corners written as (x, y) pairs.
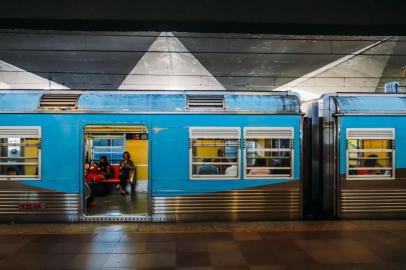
top-left (19, 202), bottom-right (46, 211)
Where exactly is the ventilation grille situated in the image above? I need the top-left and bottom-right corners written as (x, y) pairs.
top-left (187, 95), bottom-right (224, 110)
top-left (347, 128), bottom-right (394, 140)
top-left (0, 127), bottom-right (40, 138)
top-left (244, 128), bottom-right (294, 139)
top-left (190, 127), bottom-right (240, 139)
top-left (39, 94), bottom-right (80, 109)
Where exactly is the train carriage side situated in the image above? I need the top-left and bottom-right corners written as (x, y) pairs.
top-left (306, 93), bottom-right (406, 219)
top-left (150, 96), bottom-right (303, 221)
top-left (0, 93), bottom-right (81, 221)
top-left (0, 91), bottom-right (303, 222)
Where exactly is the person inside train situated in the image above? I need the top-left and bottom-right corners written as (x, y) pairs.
top-left (358, 154), bottom-right (384, 175)
top-left (225, 162), bottom-right (237, 176)
top-left (249, 158), bottom-right (270, 175)
top-left (98, 156), bottom-right (114, 180)
top-left (272, 155), bottom-right (289, 174)
top-left (119, 151), bottom-right (135, 195)
top-left (84, 161), bottom-right (98, 207)
top-left (216, 149), bottom-right (225, 174)
top-left (87, 161), bottom-right (102, 181)
top-left (198, 158), bottom-right (219, 175)
top-left (5, 166), bottom-right (17, 175)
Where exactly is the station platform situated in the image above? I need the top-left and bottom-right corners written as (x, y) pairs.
top-left (0, 220), bottom-right (405, 269)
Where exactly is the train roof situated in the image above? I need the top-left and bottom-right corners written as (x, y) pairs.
top-left (327, 93), bottom-right (406, 115)
top-left (0, 90), bottom-right (301, 114)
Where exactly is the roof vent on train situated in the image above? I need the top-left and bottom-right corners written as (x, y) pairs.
top-left (187, 95), bottom-right (224, 110)
top-left (39, 94), bottom-right (80, 110)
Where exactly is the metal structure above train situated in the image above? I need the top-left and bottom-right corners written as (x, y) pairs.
top-left (0, 90), bottom-right (301, 114)
top-left (321, 93), bottom-right (406, 115)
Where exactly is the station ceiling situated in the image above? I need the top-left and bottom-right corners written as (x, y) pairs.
top-left (0, 31), bottom-right (405, 100)
top-left (0, 0), bottom-right (405, 35)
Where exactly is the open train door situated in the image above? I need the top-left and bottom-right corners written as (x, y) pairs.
top-left (82, 125), bottom-right (150, 221)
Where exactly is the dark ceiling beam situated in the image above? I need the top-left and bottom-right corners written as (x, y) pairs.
top-left (0, 0), bottom-right (405, 35)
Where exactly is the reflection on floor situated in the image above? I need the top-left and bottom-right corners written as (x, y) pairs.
top-left (86, 188), bottom-right (148, 216)
top-left (0, 222), bottom-right (405, 269)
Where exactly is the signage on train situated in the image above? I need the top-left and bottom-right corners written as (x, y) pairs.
top-left (126, 133), bottom-right (148, 140)
top-left (19, 202), bottom-right (46, 211)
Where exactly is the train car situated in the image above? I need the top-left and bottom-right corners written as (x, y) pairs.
top-left (0, 90), bottom-right (303, 222)
top-left (305, 92), bottom-right (406, 219)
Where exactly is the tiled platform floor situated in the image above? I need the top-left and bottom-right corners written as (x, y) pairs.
top-left (0, 221), bottom-right (405, 269)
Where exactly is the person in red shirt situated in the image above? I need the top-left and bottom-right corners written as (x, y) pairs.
top-left (86, 162), bottom-right (102, 183)
top-left (85, 161), bottom-right (101, 207)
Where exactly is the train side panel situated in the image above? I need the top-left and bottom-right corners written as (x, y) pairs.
top-left (338, 115), bottom-right (406, 218)
top-left (0, 113), bottom-right (302, 221)
top-left (150, 114), bottom-right (302, 220)
top-left (0, 114), bottom-right (82, 221)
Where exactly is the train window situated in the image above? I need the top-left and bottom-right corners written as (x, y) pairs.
top-left (244, 127), bottom-right (294, 179)
top-left (189, 127), bottom-right (240, 180)
top-left (90, 135), bottom-right (125, 165)
top-left (0, 127), bottom-right (41, 180)
top-left (346, 128), bottom-right (395, 180)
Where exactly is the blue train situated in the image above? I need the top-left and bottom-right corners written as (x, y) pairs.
top-left (305, 93), bottom-right (406, 219)
top-left (0, 90), bottom-right (303, 222)
top-left (0, 90), bottom-right (404, 222)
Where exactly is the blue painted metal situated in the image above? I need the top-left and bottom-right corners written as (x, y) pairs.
top-left (334, 95), bottom-right (406, 114)
top-left (224, 94), bottom-right (300, 113)
top-left (0, 113), bottom-right (301, 196)
top-left (0, 93), bottom-right (41, 111)
top-left (339, 116), bottom-right (406, 174)
top-left (78, 94), bottom-right (187, 112)
top-left (79, 93), bottom-right (300, 113)
top-left (0, 92), bottom-right (300, 113)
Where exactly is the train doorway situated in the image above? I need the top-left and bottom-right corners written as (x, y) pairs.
top-left (83, 125), bottom-right (149, 219)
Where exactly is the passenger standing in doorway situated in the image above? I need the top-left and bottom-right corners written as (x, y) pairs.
top-left (119, 151), bottom-right (135, 195)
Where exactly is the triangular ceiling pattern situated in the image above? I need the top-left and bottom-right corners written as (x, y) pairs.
top-left (274, 37), bottom-right (397, 100)
top-left (0, 59), bottom-right (68, 89)
top-left (119, 32), bottom-right (225, 90)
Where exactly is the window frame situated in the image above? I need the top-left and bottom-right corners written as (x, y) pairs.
top-left (89, 134), bottom-right (125, 165)
top-left (243, 127), bottom-right (294, 180)
top-left (346, 128), bottom-right (395, 180)
top-left (0, 126), bottom-right (41, 181)
top-left (189, 127), bottom-right (241, 180)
